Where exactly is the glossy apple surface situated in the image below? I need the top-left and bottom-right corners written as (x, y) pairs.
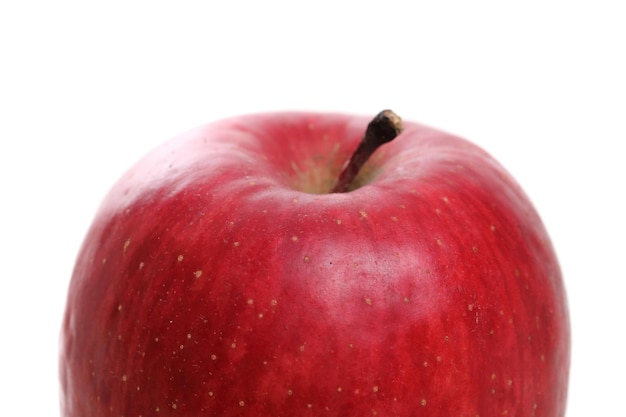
top-left (60, 112), bottom-right (569, 416)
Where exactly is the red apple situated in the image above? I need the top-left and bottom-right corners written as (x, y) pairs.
top-left (60, 110), bottom-right (569, 416)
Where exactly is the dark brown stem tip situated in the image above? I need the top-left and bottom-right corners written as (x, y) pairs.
top-left (331, 110), bottom-right (403, 193)
top-left (369, 110), bottom-right (404, 145)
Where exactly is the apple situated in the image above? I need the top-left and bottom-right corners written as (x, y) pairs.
top-left (60, 110), bottom-right (569, 416)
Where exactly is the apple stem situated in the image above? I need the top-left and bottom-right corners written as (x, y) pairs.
top-left (331, 110), bottom-right (404, 193)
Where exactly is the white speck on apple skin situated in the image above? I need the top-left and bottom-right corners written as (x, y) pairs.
top-left (177, 255), bottom-right (184, 262)
top-left (138, 261), bottom-right (144, 270)
top-left (194, 270), bottom-right (202, 278)
top-left (123, 238), bottom-right (131, 253)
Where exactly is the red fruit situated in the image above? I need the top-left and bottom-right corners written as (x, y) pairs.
top-left (60, 111), bottom-right (569, 416)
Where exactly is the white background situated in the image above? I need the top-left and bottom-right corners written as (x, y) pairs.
top-left (1, 1), bottom-right (624, 416)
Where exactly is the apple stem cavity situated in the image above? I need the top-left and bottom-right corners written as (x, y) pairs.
top-left (331, 110), bottom-right (404, 193)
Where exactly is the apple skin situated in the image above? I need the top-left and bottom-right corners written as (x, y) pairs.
top-left (60, 112), bottom-right (569, 416)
